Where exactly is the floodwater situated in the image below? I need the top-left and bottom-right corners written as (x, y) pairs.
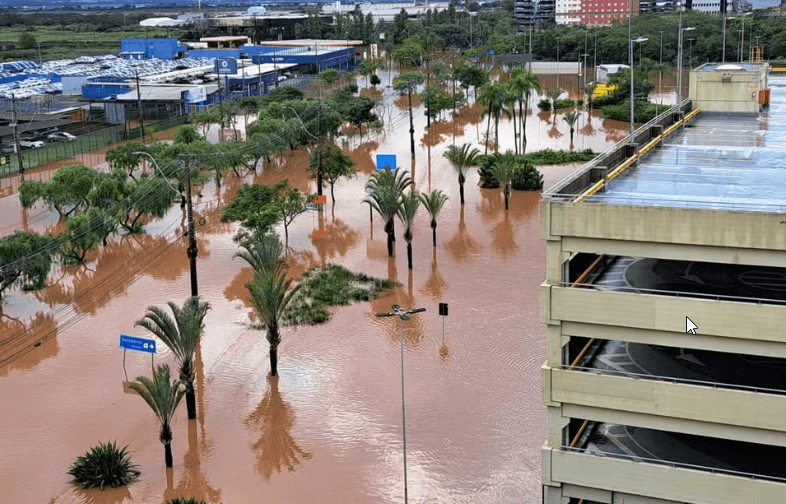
top-left (0, 77), bottom-right (628, 504)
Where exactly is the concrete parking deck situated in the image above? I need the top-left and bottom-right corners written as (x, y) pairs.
top-left (583, 77), bottom-right (786, 212)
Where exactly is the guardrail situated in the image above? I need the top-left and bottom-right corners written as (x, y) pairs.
top-left (561, 445), bottom-right (786, 485)
top-left (557, 280), bottom-right (786, 306)
top-left (559, 364), bottom-right (786, 397)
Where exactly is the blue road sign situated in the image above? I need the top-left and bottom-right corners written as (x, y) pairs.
top-left (376, 153), bottom-right (396, 171)
top-left (215, 58), bottom-right (237, 75)
top-left (119, 334), bottom-right (156, 354)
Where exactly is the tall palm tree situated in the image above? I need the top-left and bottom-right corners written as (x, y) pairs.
top-left (249, 265), bottom-right (301, 377)
top-left (509, 68), bottom-right (541, 154)
top-left (364, 166), bottom-right (412, 256)
top-left (489, 157), bottom-right (517, 210)
top-left (549, 88), bottom-right (564, 124)
top-left (235, 234), bottom-right (285, 278)
top-left (397, 189), bottom-right (421, 270)
top-left (502, 81), bottom-right (519, 154)
top-left (419, 189), bottom-right (449, 247)
top-left (127, 364), bottom-right (186, 468)
top-left (584, 82), bottom-right (598, 111)
top-left (135, 296), bottom-right (211, 420)
top-left (478, 82), bottom-right (507, 154)
top-left (443, 143), bottom-right (480, 205)
top-left (563, 110), bottom-right (579, 147)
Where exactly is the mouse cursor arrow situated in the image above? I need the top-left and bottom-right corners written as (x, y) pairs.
top-left (686, 317), bottom-right (698, 335)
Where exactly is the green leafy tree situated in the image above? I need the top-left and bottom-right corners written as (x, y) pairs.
top-left (443, 143), bottom-right (480, 205)
top-left (105, 142), bottom-right (146, 181)
top-left (317, 68), bottom-right (339, 92)
top-left (397, 189), bottom-right (421, 270)
top-left (419, 189), bottom-right (449, 247)
top-left (127, 364), bottom-right (186, 468)
top-left (370, 74), bottom-right (381, 88)
top-left (19, 164), bottom-right (97, 218)
top-left (120, 177), bottom-right (178, 233)
top-left (359, 58), bottom-right (382, 88)
top-left (18, 32), bottom-right (36, 49)
top-left (222, 182), bottom-right (285, 241)
top-left (268, 181), bottom-right (309, 249)
top-left (63, 211), bottom-right (106, 263)
top-left (247, 236), bottom-right (301, 377)
top-left (135, 296), bottom-right (211, 421)
top-left (309, 144), bottom-right (357, 204)
top-left (393, 71), bottom-right (425, 160)
top-left (364, 166), bottom-right (412, 256)
top-left (0, 231), bottom-right (56, 299)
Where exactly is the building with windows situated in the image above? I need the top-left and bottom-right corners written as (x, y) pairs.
top-left (515, 0), bottom-right (556, 30)
top-left (540, 69), bottom-right (786, 504)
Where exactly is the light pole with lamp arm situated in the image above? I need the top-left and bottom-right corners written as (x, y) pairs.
top-left (722, 16), bottom-right (735, 63)
top-left (375, 304), bottom-right (426, 504)
top-left (677, 25), bottom-right (695, 113)
top-left (629, 37), bottom-right (648, 160)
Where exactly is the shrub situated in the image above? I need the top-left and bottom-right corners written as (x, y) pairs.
top-left (537, 98), bottom-right (551, 111)
top-left (165, 499), bottom-right (208, 504)
top-left (68, 441), bottom-right (140, 490)
top-left (511, 162), bottom-right (544, 191)
top-left (591, 94), bottom-right (621, 108)
top-left (553, 98), bottom-right (576, 109)
top-left (601, 101), bottom-right (662, 123)
top-left (476, 149), bottom-right (596, 188)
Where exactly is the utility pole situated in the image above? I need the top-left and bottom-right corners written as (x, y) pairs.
top-left (181, 155), bottom-right (199, 297)
top-left (134, 70), bottom-right (146, 144)
top-left (9, 94), bottom-right (23, 174)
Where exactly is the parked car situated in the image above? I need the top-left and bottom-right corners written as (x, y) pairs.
top-left (47, 132), bottom-right (77, 142)
top-left (19, 140), bottom-right (45, 149)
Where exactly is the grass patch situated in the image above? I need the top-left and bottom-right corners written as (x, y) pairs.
top-left (283, 264), bottom-right (398, 326)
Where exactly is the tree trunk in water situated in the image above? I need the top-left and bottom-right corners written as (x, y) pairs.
top-left (407, 242), bottom-right (413, 270)
top-left (330, 184), bottom-right (336, 206)
top-left (408, 90), bottom-right (415, 160)
top-left (459, 182), bottom-right (465, 205)
top-left (185, 388), bottom-right (196, 420)
top-left (269, 346), bottom-right (278, 376)
top-left (387, 231), bottom-right (394, 256)
top-left (431, 221), bottom-right (437, 247)
top-left (504, 188), bottom-right (510, 210)
top-left (522, 97), bottom-right (529, 153)
top-left (484, 111), bottom-right (492, 155)
top-left (164, 443), bottom-right (173, 468)
top-left (510, 106), bottom-right (518, 155)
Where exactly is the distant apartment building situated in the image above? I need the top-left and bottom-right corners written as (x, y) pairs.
top-left (514, 0), bottom-right (556, 30)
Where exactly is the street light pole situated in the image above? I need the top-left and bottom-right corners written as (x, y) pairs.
top-left (677, 24), bottom-right (695, 113)
top-left (375, 304), bottom-right (427, 504)
top-left (740, 15), bottom-right (745, 63)
top-left (687, 38), bottom-right (695, 70)
top-left (630, 37), bottom-right (648, 159)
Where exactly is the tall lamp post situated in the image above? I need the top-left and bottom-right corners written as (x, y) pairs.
top-left (375, 304), bottom-right (426, 504)
top-left (722, 16), bottom-right (735, 63)
top-left (687, 38), bottom-right (695, 70)
top-left (629, 37), bottom-right (648, 158)
top-left (677, 25), bottom-right (695, 112)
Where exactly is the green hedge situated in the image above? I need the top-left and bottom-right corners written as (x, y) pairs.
top-left (537, 98), bottom-right (551, 112)
top-left (476, 148), bottom-right (596, 187)
top-left (601, 101), bottom-right (667, 123)
top-left (553, 98), bottom-right (576, 109)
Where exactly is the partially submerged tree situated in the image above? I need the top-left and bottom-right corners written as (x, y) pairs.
top-left (397, 189), bottom-right (421, 270)
top-left (563, 109), bottom-right (579, 147)
top-left (489, 156), bottom-right (517, 210)
top-left (127, 364), bottom-right (186, 468)
top-left (105, 142), bottom-right (147, 181)
top-left (419, 189), bottom-right (449, 247)
top-left (393, 71), bottom-right (425, 160)
top-left (364, 166), bottom-right (412, 256)
top-left (19, 164), bottom-right (97, 218)
top-left (443, 143), bottom-right (480, 205)
top-left (308, 144), bottom-right (357, 204)
top-left (135, 296), bottom-right (211, 421)
top-left (0, 231), bottom-right (56, 299)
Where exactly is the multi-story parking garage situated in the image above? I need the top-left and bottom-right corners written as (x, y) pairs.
top-left (540, 70), bottom-right (786, 504)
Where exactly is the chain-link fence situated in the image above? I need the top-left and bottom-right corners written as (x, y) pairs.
top-left (0, 114), bottom-right (191, 178)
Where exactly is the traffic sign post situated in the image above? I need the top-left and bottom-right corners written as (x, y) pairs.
top-left (119, 334), bottom-right (157, 381)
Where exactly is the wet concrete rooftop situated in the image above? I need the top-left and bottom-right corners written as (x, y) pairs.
top-left (584, 76), bottom-right (786, 212)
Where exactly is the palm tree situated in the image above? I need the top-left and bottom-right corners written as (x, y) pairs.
top-left (393, 71), bottom-right (425, 161)
top-left (477, 82), bottom-right (507, 154)
top-left (443, 143), bottom-right (480, 205)
top-left (509, 68), bottom-right (541, 153)
top-left (397, 189), bottom-right (421, 270)
top-left (248, 244), bottom-right (301, 377)
top-left (419, 189), bottom-right (449, 247)
top-left (127, 365), bottom-right (186, 468)
top-left (502, 82), bottom-right (519, 154)
top-left (549, 88), bottom-right (564, 123)
top-left (489, 157), bottom-right (517, 210)
top-left (135, 296), bottom-right (211, 420)
top-left (563, 110), bottom-right (579, 147)
top-left (235, 234), bottom-right (285, 278)
top-left (584, 82), bottom-right (598, 111)
top-left (364, 166), bottom-right (412, 256)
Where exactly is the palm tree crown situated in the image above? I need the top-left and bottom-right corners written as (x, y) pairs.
top-left (443, 143), bottom-right (480, 205)
top-left (397, 188), bottom-right (421, 269)
top-left (489, 157), bottom-right (517, 210)
top-left (364, 166), bottom-right (412, 256)
top-left (419, 189), bottom-right (449, 247)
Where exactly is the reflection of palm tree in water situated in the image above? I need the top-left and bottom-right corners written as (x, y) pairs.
top-left (310, 215), bottom-right (360, 267)
top-left (245, 375), bottom-right (312, 479)
top-left (445, 206), bottom-right (481, 262)
top-left (74, 485), bottom-right (132, 504)
top-left (421, 249), bottom-right (448, 300)
top-left (491, 211), bottom-right (518, 256)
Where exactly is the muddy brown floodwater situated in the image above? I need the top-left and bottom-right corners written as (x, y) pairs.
top-left (0, 79), bottom-right (628, 504)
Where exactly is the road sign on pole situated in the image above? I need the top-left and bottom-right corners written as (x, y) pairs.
top-left (119, 334), bottom-right (157, 354)
top-left (376, 153), bottom-right (396, 170)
